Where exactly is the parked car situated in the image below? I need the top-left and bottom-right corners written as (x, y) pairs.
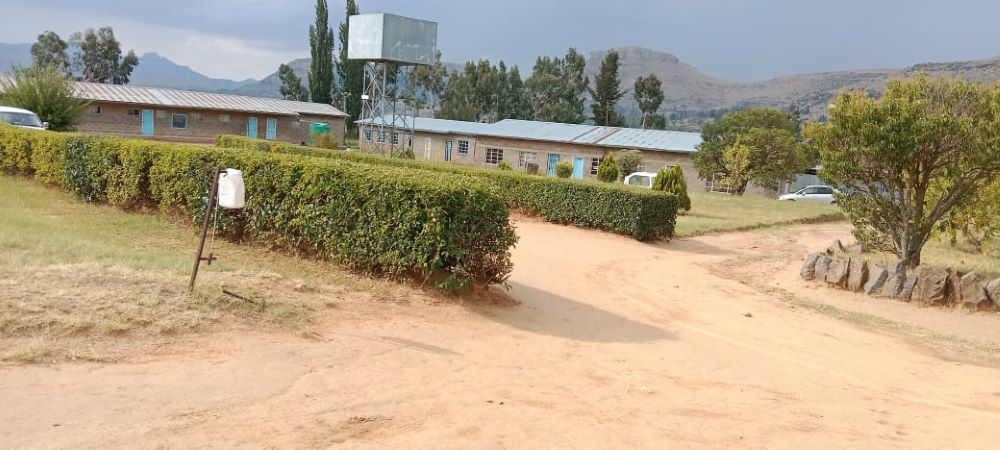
top-left (0, 106), bottom-right (47, 130)
top-left (623, 171), bottom-right (658, 188)
top-left (778, 185), bottom-right (839, 204)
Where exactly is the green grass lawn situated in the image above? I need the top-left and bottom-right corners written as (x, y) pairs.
top-left (675, 191), bottom-right (845, 237)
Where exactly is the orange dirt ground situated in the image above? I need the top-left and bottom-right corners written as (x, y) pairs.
top-left (2, 220), bottom-right (999, 449)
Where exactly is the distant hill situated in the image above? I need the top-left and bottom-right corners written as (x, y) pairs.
top-left (220, 58), bottom-right (311, 98)
top-left (0, 43), bottom-right (31, 71)
top-left (588, 46), bottom-right (1000, 130)
top-left (130, 53), bottom-right (255, 91)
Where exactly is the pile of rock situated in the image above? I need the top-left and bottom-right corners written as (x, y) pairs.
top-left (800, 242), bottom-right (1000, 312)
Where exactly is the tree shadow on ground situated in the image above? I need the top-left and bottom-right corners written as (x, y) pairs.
top-left (468, 282), bottom-right (674, 344)
top-left (646, 237), bottom-right (736, 257)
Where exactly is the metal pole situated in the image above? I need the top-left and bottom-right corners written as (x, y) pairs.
top-left (188, 167), bottom-right (223, 292)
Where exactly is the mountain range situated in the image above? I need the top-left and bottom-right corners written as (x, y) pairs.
top-left (3, 42), bottom-right (1000, 129)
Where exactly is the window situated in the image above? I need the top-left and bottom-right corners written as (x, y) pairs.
top-left (364, 130), bottom-right (373, 142)
top-left (127, 109), bottom-right (140, 116)
top-left (219, 114), bottom-right (231, 123)
top-left (485, 148), bottom-right (504, 165)
top-left (191, 112), bottom-right (202, 121)
top-left (591, 157), bottom-right (603, 175)
top-left (377, 131), bottom-right (385, 143)
top-left (292, 120), bottom-right (301, 128)
top-left (171, 113), bottom-right (188, 129)
top-left (458, 140), bottom-right (469, 155)
top-left (518, 151), bottom-right (537, 168)
top-left (92, 106), bottom-right (102, 114)
top-left (817, 187), bottom-right (834, 195)
top-left (391, 132), bottom-right (399, 145)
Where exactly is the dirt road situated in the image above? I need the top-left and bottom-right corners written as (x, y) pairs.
top-left (3, 220), bottom-right (1000, 449)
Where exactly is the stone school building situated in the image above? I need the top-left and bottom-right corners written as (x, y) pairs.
top-left (358, 117), bottom-right (703, 186)
top-left (71, 82), bottom-right (348, 145)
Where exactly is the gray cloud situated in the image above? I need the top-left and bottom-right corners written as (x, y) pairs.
top-left (4, 0), bottom-right (999, 81)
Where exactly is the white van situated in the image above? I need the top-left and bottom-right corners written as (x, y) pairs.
top-left (623, 171), bottom-right (658, 188)
top-left (0, 106), bottom-right (48, 130)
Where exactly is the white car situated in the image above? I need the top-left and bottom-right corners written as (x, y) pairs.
top-left (0, 106), bottom-right (48, 130)
top-left (778, 185), bottom-right (838, 204)
top-left (623, 172), bottom-right (658, 188)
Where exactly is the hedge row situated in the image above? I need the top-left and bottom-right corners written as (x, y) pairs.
top-left (0, 125), bottom-right (517, 286)
top-left (215, 135), bottom-right (679, 241)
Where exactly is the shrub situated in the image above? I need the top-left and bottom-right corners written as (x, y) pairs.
top-left (652, 164), bottom-right (691, 212)
top-left (310, 132), bottom-right (339, 150)
top-left (597, 154), bottom-right (619, 182)
top-left (216, 134), bottom-right (679, 240)
top-left (497, 161), bottom-right (512, 171)
top-left (0, 64), bottom-right (87, 131)
top-left (0, 125), bottom-right (517, 286)
top-left (613, 149), bottom-right (644, 177)
top-left (554, 160), bottom-right (573, 178)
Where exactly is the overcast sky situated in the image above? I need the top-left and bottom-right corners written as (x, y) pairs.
top-left (3, 0), bottom-right (999, 81)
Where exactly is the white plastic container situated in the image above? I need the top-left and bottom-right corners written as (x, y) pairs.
top-left (217, 168), bottom-right (245, 209)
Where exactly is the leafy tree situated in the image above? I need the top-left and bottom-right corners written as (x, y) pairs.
top-left (69, 27), bottom-right (138, 84)
top-left (805, 74), bottom-right (1000, 269)
top-left (0, 65), bottom-right (87, 131)
top-left (524, 48), bottom-right (588, 124)
top-left (693, 108), bottom-right (805, 195)
top-left (337, 0), bottom-right (363, 122)
top-left (934, 179), bottom-right (1000, 251)
top-left (613, 149), bottom-right (644, 177)
top-left (31, 31), bottom-right (69, 71)
top-left (309, 0), bottom-right (335, 104)
top-left (653, 164), bottom-right (691, 211)
top-left (555, 160), bottom-right (574, 178)
top-left (278, 64), bottom-right (309, 101)
top-left (406, 50), bottom-right (447, 115)
top-left (438, 60), bottom-right (529, 122)
top-left (645, 114), bottom-right (667, 130)
top-left (634, 74), bottom-right (665, 129)
top-left (438, 70), bottom-right (478, 121)
top-left (596, 154), bottom-right (619, 182)
top-left (588, 50), bottom-right (627, 127)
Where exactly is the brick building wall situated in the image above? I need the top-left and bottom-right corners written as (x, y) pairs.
top-left (365, 130), bottom-right (701, 187)
top-left (77, 102), bottom-right (346, 146)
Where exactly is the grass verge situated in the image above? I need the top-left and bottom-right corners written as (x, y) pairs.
top-left (0, 176), bottom-right (411, 363)
top-left (675, 191), bottom-right (845, 237)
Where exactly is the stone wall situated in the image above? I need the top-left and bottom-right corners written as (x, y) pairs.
top-left (800, 242), bottom-right (1000, 312)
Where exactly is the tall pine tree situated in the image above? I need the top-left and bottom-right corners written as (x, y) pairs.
top-left (634, 74), bottom-right (665, 129)
top-left (308, 0), bottom-right (334, 104)
top-left (337, 0), bottom-right (363, 125)
top-left (588, 50), bottom-right (626, 127)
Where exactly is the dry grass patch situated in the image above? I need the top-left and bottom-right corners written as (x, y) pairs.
top-left (0, 176), bottom-right (420, 364)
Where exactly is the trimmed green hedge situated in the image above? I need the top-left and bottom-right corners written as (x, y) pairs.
top-left (215, 135), bottom-right (678, 240)
top-left (0, 125), bottom-right (517, 285)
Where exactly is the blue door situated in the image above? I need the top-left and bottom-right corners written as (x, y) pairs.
top-left (444, 141), bottom-right (453, 161)
top-left (572, 157), bottom-right (585, 179)
top-left (247, 117), bottom-right (258, 138)
top-left (547, 154), bottom-right (560, 176)
top-left (141, 109), bottom-right (154, 136)
top-left (265, 118), bottom-right (277, 140)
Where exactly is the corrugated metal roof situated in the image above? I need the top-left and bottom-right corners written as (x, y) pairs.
top-left (72, 82), bottom-right (347, 117)
top-left (357, 116), bottom-right (701, 153)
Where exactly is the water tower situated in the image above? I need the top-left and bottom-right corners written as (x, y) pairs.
top-left (348, 13), bottom-right (438, 156)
